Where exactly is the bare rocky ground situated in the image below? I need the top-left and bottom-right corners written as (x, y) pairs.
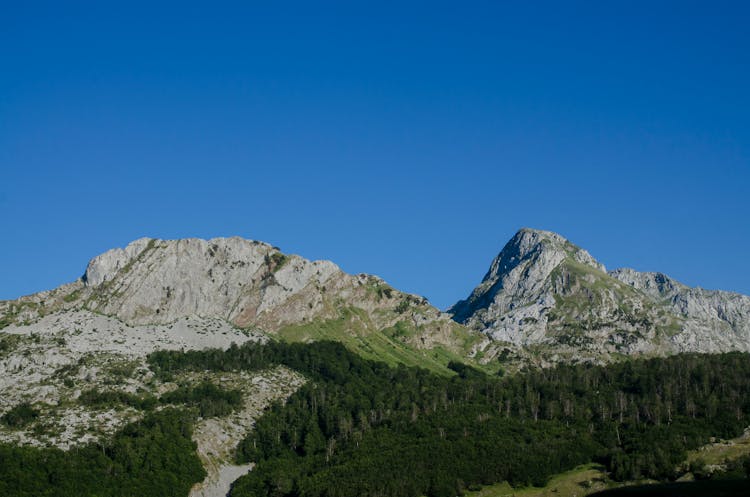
top-left (0, 309), bottom-right (266, 448)
top-left (187, 367), bottom-right (306, 497)
top-left (452, 228), bottom-right (750, 363)
top-left (0, 308), bottom-right (308, 497)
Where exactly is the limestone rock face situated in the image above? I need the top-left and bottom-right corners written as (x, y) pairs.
top-left (0, 236), bottom-right (480, 455)
top-left (84, 238), bottom-right (154, 287)
top-left (609, 268), bottom-right (750, 353)
top-left (451, 228), bottom-right (603, 326)
top-left (1, 237), bottom-right (474, 358)
top-left (449, 228), bottom-right (621, 346)
top-left (4, 230), bottom-right (750, 372)
top-left (81, 237), bottom-right (340, 328)
top-left (74, 237), bottom-right (458, 340)
top-left (451, 228), bottom-right (750, 362)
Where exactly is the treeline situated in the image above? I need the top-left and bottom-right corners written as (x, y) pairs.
top-left (160, 381), bottom-right (243, 417)
top-left (77, 381), bottom-right (243, 418)
top-left (0, 409), bottom-right (205, 497)
top-left (147, 342), bottom-right (750, 497)
top-left (494, 354), bottom-right (750, 480)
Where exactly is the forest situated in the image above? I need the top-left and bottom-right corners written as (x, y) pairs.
top-left (1, 341), bottom-right (750, 496)
top-left (0, 409), bottom-right (205, 497)
top-left (148, 341), bottom-right (750, 497)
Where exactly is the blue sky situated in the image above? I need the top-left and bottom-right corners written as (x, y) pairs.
top-left (1, 1), bottom-right (748, 309)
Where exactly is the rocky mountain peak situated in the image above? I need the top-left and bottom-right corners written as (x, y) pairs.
top-left (449, 228), bottom-right (686, 360)
top-left (449, 228), bottom-right (750, 362)
top-left (83, 237), bottom-right (155, 287)
top-left (449, 228), bottom-right (605, 324)
top-left (76, 236), bottom-right (351, 327)
top-left (1, 236), bottom-right (478, 361)
top-left (512, 228), bottom-right (604, 269)
top-left (482, 229), bottom-right (605, 292)
top-left (83, 237), bottom-right (288, 290)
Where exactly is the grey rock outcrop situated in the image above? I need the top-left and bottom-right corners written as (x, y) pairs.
top-left (610, 268), bottom-right (750, 352)
top-left (1, 236), bottom-right (478, 360)
top-left (451, 228), bottom-right (750, 362)
top-left (0, 236), bottom-right (483, 457)
top-left (81, 237), bottom-right (340, 329)
top-left (450, 228), bottom-right (605, 340)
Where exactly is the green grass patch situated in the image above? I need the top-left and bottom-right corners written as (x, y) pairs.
top-left (466, 464), bottom-right (611, 497)
top-left (62, 289), bottom-right (82, 303)
top-left (275, 308), bottom-right (481, 375)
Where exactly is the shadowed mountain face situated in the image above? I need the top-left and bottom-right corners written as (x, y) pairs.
top-left (450, 228), bottom-right (750, 362)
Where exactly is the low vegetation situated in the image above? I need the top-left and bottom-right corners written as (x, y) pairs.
top-left (274, 307), bottom-right (486, 375)
top-left (589, 479), bottom-right (750, 497)
top-left (1, 403), bottom-right (39, 428)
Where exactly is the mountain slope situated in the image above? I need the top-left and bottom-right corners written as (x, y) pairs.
top-left (610, 268), bottom-right (750, 351)
top-left (451, 228), bottom-right (750, 363)
top-left (0, 237), bottom-right (484, 372)
top-left (0, 236), bottom-right (487, 466)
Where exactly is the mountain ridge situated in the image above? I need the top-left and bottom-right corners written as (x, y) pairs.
top-left (2, 229), bottom-right (750, 467)
top-left (0, 236), bottom-right (485, 374)
top-left (3, 229), bottom-right (750, 371)
top-left (451, 228), bottom-right (750, 363)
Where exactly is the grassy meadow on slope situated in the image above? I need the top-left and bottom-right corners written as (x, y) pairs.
top-left (274, 305), bottom-right (487, 375)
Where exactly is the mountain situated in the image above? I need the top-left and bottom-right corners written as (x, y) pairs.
top-left (0, 237), bottom-right (482, 372)
top-left (451, 228), bottom-right (750, 364)
top-left (3, 232), bottom-right (750, 496)
top-left (0, 236), bottom-right (486, 495)
top-left (610, 267), bottom-right (750, 351)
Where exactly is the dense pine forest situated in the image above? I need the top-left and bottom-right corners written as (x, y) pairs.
top-left (148, 342), bottom-right (750, 497)
top-left (0, 409), bottom-right (205, 497)
top-left (2, 341), bottom-right (750, 496)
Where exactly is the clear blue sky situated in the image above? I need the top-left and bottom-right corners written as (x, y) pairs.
top-left (1, 1), bottom-right (748, 309)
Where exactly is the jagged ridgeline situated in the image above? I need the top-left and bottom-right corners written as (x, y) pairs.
top-left (451, 228), bottom-right (750, 365)
top-left (3, 231), bottom-right (750, 375)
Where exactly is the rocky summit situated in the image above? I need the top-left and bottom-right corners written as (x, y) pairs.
top-left (0, 236), bottom-right (483, 495)
top-left (0, 237), bottom-right (481, 373)
top-left (3, 231), bottom-right (750, 373)
top-left (450, 228), bottom-right (750, 364)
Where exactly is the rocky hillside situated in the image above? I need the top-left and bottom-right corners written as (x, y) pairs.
top-left (451, 228), bottom-right (750, 363)
top-left (0, 236), bottom-right (485, 490)
top-left (610, 267), bottom-right (750, 352)
top-left (0, 237), bottom-right (483, 372)
top-left (3, 231), bottom-right (749, 374)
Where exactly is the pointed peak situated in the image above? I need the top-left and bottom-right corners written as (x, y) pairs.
top-left (449, 228), bottom-right (606, 323)
top-left (515, 227), bottom-right (565, 240)
top-left (499, 228), bottom-right (605, 274)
